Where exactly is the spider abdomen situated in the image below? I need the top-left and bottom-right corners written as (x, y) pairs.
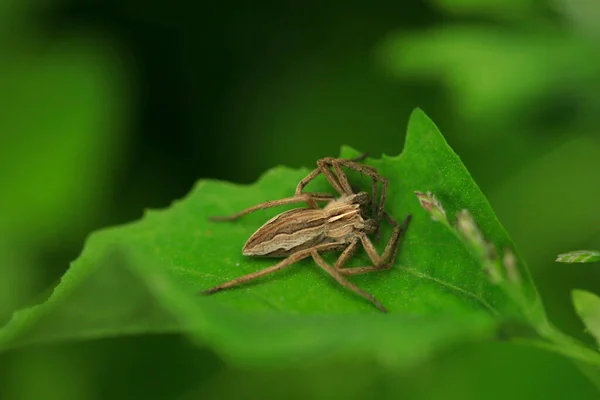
top-left (241, 201), bottom-right (367, 257)
top-left (242, 208), bottom-right (330, 257)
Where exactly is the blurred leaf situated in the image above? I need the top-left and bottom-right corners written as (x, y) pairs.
top-left (489, 136), bottom-right (600, 267)
top-left (0, 109), bottom-right (566, 370)
top-left (183, 341), bottom-right (599, 400)
top-left (553, 0), bottom-right (600, 40)
top-left (0, 0), bottom-right (49, 42)
top-left (379, 26), bottom-right (600, 135)
top-left (0, 241), bottom-right (39, 322)
top-left (573, 290), bottom-right (600, 348)
top-left (0, 37), bottom-right (128, 239)
top-left (557, 251), bottom-right (600, 264)
top-left (430, 0), bottom-right (539, 17)
top-left (0, 28), bottom-right (129, 320)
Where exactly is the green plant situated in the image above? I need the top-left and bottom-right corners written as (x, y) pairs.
top-left (2, 109), bottom-right (600, 396)
top-left (556, 251), bottom-right (600, 353)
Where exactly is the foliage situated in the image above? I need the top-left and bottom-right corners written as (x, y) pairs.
top-left (0, 1), bottom-right (128, 323)
top-left (0, 110), bottom-right (517, 366)
top-left (4, 0), bottom-right (600, 398)
top-left (1, 109), bottom-right (600, 397)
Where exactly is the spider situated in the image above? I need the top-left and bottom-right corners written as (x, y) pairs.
top-left (199, 156), bottom-right (411, 312)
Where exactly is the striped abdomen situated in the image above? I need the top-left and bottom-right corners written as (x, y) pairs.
top-left (242, 208), bottom-right (329, 257)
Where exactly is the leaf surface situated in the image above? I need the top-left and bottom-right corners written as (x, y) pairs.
top-left (0, 109), bottom-right (538, 366)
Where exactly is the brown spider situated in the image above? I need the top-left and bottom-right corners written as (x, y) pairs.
top-left (199, 156), bottom-right (411, 312)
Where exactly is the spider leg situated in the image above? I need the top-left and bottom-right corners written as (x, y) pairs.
top-left (333, 238), bottom-right (360, 269)
top-left (294, 154), bottom-right (369, 197)
top-left (209, 193), bottom-right (334, 222)
top-left (349, 152), bottom-right (369, 162)
top-left (331, 238), bottom-right (393, 276)
top-left (331, 160), bottom-right (354, 195)
top-left (295, 162), bottom-right (346, 197)
top-left (311, 250), bottom-right (388, 313)
top-left (338, 213), bottom-right (412, 276)
top-left (198, 242), bottom-right (345, 295)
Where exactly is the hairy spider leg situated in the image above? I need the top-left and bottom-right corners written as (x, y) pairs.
top-left (336, 214), bottom-right (412, 276)
top-left (209, 193), bottom-right (335, 222)
top-left (310, 250), bottom-right (387, 313)
top-left (295, 154), bottom-right (371, 198)
top-left (198, 242), bottom-right (346, 294)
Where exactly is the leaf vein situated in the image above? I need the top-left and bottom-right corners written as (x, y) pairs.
top-left (398, 266), bottom-right (499, 316)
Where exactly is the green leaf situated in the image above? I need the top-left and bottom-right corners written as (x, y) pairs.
top-left (573, 290), bottom-right (600, 348)
top-left (378, 27), bottom-right (600, 131)
top-left (0, 39), bottom-right (127, 239)
top-left (0, 109), bottom-right (539, 367)
top-left (557, 251), bottom-right (600, 264)
top-left (429, 0), bottom-right (540, 18)
top-left (0, 33), bottom-right (128, 320)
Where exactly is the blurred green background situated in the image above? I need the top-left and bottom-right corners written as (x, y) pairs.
top-left (2, 0), bottom-right (600, 398)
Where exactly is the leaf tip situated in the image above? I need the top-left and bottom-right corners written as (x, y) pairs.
top-left (404, 107), bottom-right (452, 158)
top-left (409, 107), bottom-right (427, 119)
top-left (408, 107), bottom-right (436, 127)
